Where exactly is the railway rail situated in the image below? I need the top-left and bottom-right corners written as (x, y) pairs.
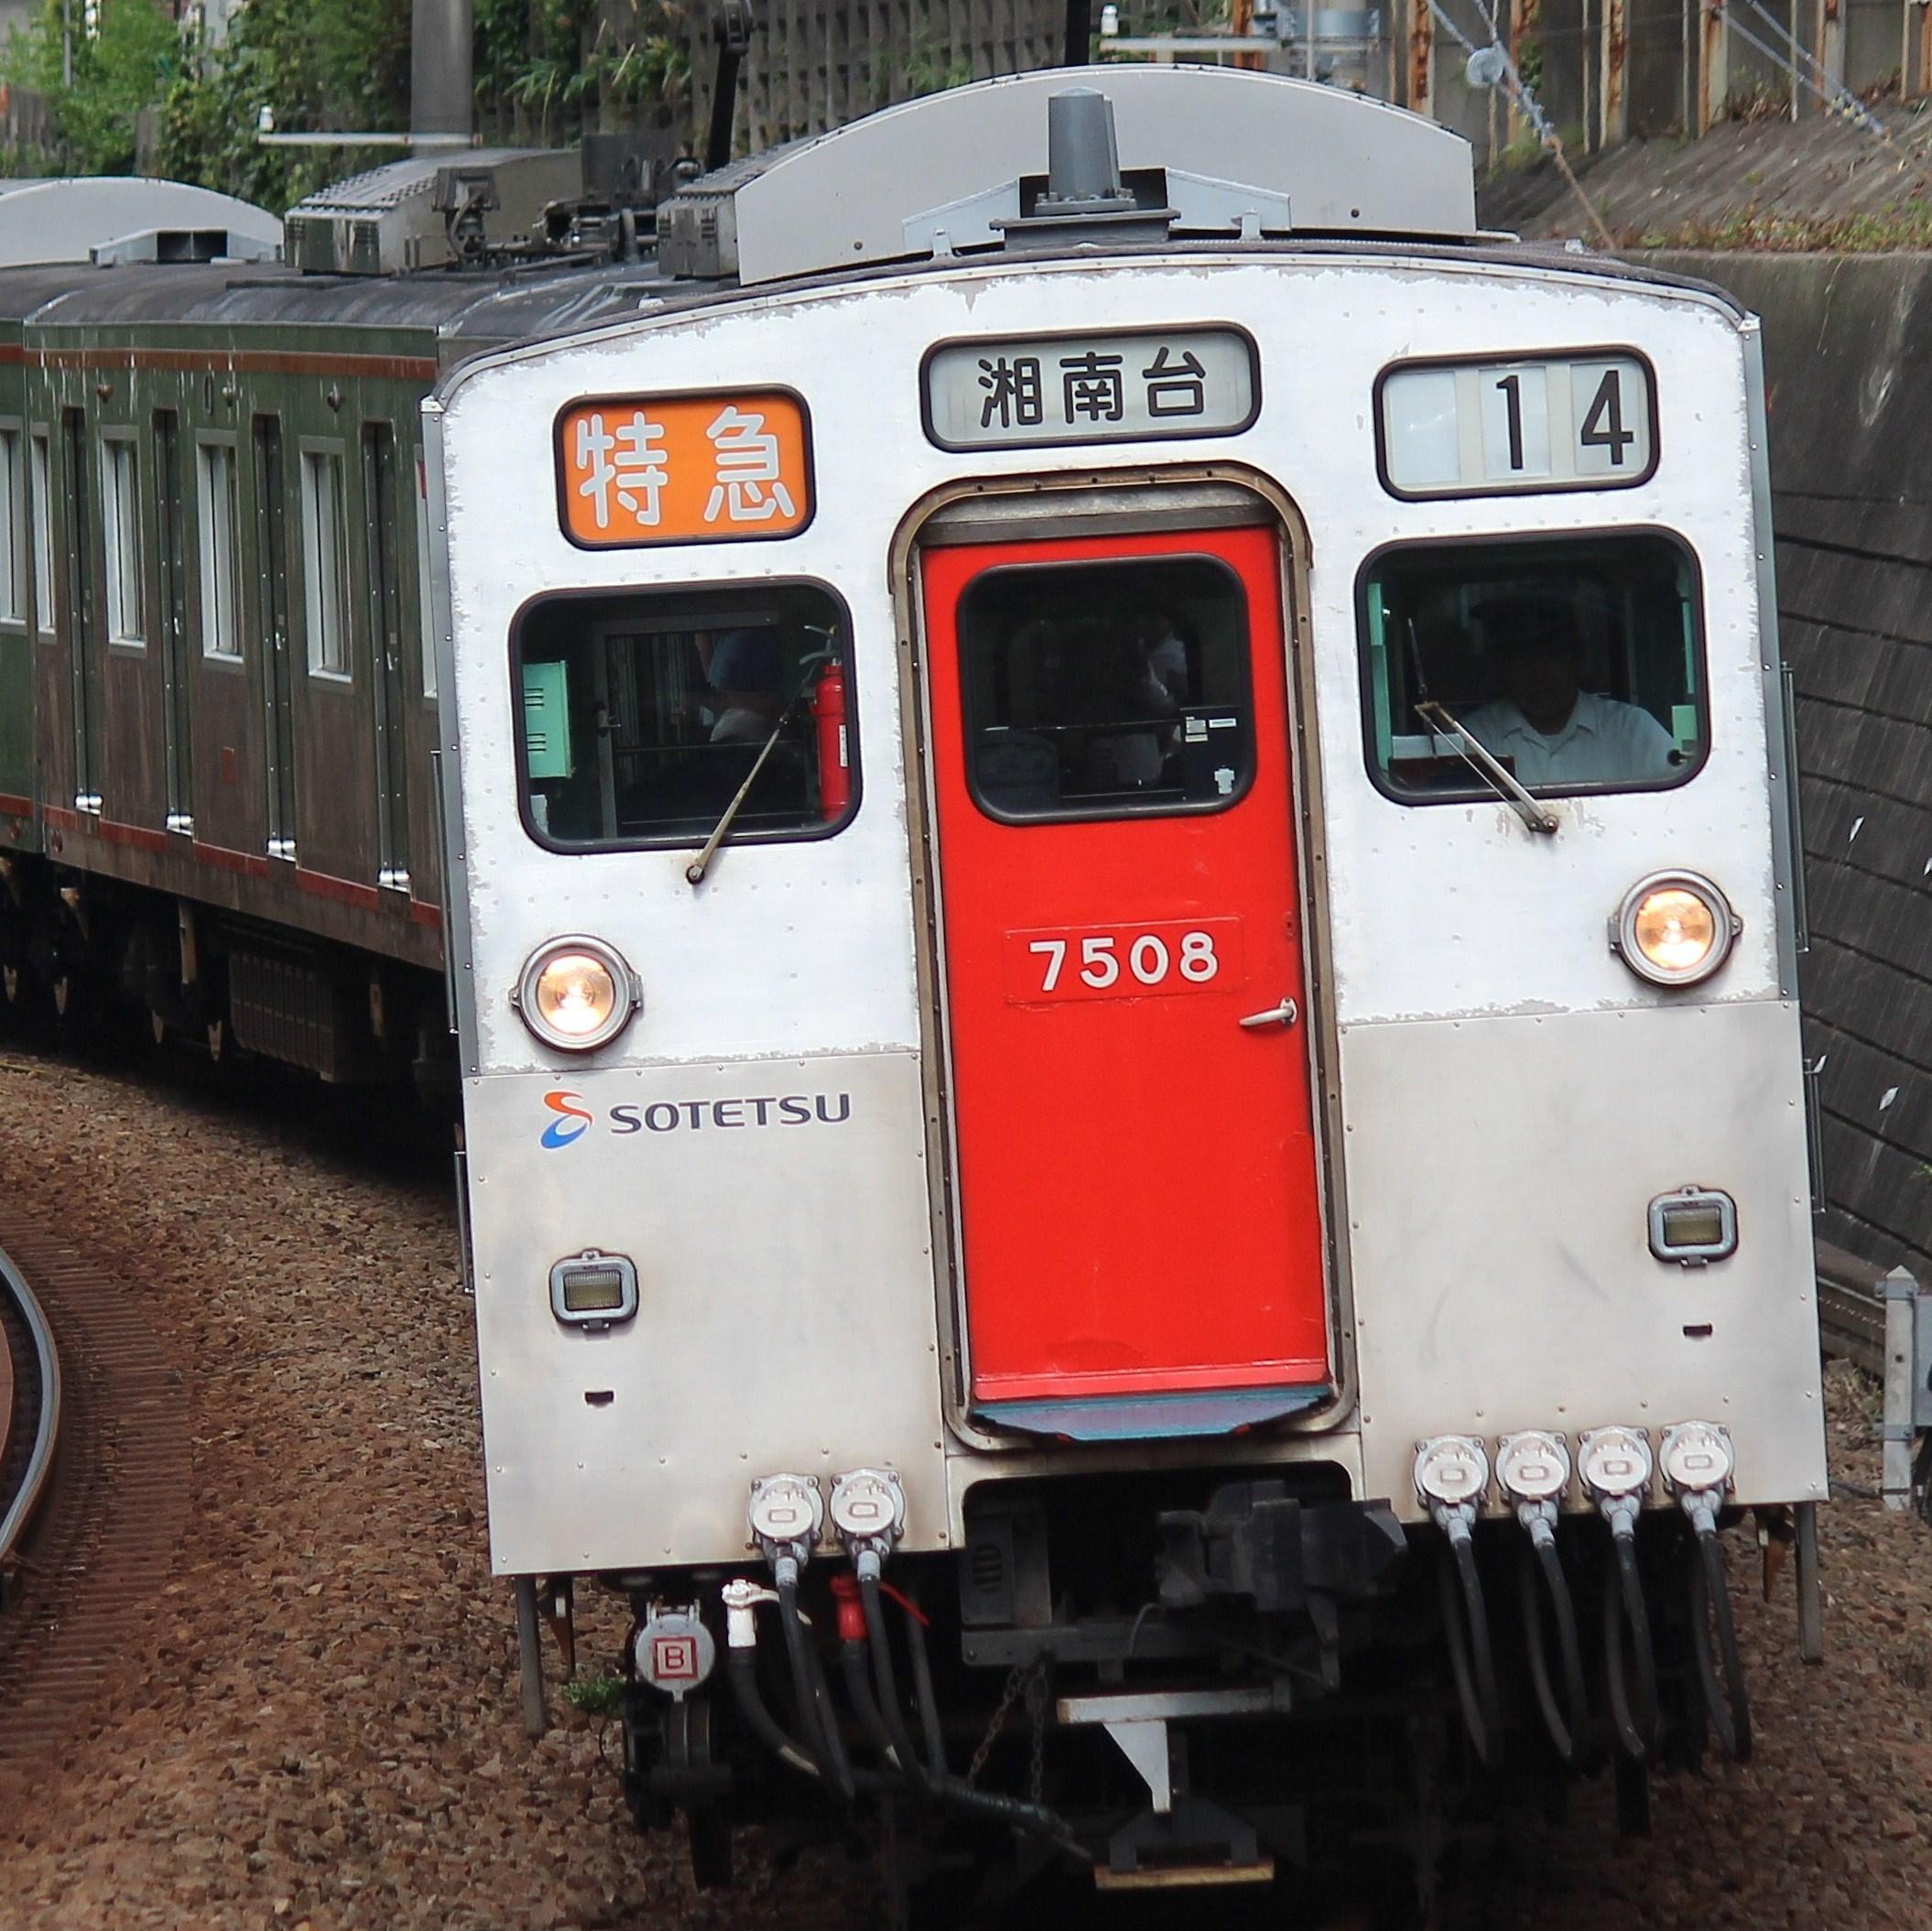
top-left (0, 1240), bottom-right (61, 1600)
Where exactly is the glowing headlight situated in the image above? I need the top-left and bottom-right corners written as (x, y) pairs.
top-left (515, 937), bottom-right (637, 1052)
top-left (1610, 872), bottom-right (1738, 988)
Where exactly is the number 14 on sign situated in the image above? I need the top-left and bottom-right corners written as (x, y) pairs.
top-left (1480, 357), bottom-right (1647, 482)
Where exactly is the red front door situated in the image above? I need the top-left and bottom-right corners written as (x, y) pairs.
top-left (920, 522), bottom-right (1330, 1438)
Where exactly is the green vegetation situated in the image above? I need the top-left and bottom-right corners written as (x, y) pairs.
top-left (560, 1669), bottom-right (626, 1716)
top-left (474, 0), bottom-right (686, 148)
top-left (2, 0), bottom-right (185, 175)
top-left (1626, 201), bottom-right (1932, 253)
top-left (3, 0), bottom-right (690, 212)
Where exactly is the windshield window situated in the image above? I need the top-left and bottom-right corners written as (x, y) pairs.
top-left (1361, 533), bottom-right (1705, 803)
top-left (513, 582), bottom-right (854, 850)
top-left (958, 553), bottom-right (1254, 823)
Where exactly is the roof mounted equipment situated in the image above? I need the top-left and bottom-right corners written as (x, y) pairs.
top-left (656, 64), bottom-right (1477, 285)
top-left (285, 147), bottom-right (581, 275)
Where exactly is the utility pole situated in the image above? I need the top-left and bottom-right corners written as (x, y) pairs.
top-left (411, 0), bottom-right (475, 141)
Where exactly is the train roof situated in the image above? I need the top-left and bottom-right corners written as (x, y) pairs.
top-left (0, 67), bottom-right (1752, 370)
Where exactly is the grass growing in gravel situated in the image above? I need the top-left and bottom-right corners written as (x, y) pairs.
top-left (561, 1671), bottom-right (626, 1718)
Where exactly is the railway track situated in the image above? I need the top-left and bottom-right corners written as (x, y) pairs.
top-left (0, 1242), bottom-right (60, 1604)
top-left (0, 1211), bottom-right (191, 1764)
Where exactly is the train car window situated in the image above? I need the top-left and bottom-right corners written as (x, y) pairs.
top-left (195, 439), bottom-right (242, 660)
top-left (299, 448), bottom-right (351, 678)
top-left (512, 583), bottom-right (856, 851)
top-left (0, 427), bottom-right (21, 624)
top-left (27, 431), bottom-right (50, 635)
top-left (955, 554), bottom-right (1254, 823)
top-left (99, 434), bottom-right (144, 648)
top-left (1360, 532), bottom-right (1706, 803)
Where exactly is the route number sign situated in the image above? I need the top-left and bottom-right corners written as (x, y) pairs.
top-left (1377, 353), bottom-right (1655, 498)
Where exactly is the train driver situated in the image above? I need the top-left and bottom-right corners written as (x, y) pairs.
top-left (1459, 594), bottom-right (1678, 787)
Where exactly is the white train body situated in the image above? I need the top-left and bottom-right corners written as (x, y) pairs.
top-left (430, 63), bottom-right (1825, 1893)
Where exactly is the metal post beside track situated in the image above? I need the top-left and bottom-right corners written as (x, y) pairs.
top-left (1880, 1266), bottom-right (1928, 1513)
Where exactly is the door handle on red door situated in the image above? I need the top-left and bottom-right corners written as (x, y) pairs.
top-left (1239, 999), bottom-right (1299, 1030)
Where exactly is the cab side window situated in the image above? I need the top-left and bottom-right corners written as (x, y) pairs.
top-left (513, 582), bottom-right (854, 850)
top-left (1361, 532), bottom-right (1706, 803)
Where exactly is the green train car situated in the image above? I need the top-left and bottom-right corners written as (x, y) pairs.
top-left (0, 149), bottom-right (658, 1087)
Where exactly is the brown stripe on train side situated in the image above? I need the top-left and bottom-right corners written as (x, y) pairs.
top-left (94, 818), bottom-right (168, 855)
top-left (41, 805), bottom-right (79, 832)
top-left (296, 867), bottom-right (382, 913)
top-left (31, 348), bottom-right (440, 381)
top-left (0, 792), bottom-right (31, 818)
top-left (408, 899), bottom-right (442, 928)
top-left (190, 839), bottom-right (271, 878)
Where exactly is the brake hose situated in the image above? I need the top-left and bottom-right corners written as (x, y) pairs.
top-left (858, 1568), bottom-right (1088, 1853)
top-left (1602, 1528), bottom-right (1659, 1761)
top-left (726, 1647), bottom-right (821, 1779)
top-left (841, 1638), bottom-right (906, 1775)
top-left (901, 1594), bottom-right (951, 1780)
top-left (1688, 1524), bottom-right (1753, 1762)
top-left (1517, 1535), bottom-right (1589, 1766)
top-left (777, 1571), bottom-right (856, 1803)
top-left (1435, 1533), bottom-right (1503, 1767)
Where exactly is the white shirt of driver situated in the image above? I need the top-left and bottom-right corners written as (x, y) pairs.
top-left (1458, 692), bottom-right (1678, 788)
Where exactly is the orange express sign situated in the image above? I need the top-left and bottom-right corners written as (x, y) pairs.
top-left (555, 389), bottom-right (813, 548)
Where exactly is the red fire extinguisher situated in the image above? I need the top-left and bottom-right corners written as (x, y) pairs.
top-left (810, 657), bottom-right (852, 819)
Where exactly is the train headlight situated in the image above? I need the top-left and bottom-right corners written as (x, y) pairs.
top-left (1610, 872), bottom-right (1738, 988)
top-left (514, 936), bottom-right (637, 1052)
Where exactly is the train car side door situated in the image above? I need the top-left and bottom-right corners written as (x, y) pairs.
top-left (60, 407), bottom-right (101, 811)
top-left (363, 423), bottom-right (410, 890)
top-left (918, 521), bottom-right (1330, 1438)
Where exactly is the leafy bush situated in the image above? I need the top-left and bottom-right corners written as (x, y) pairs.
top-left (3, 0), bottom-right (187, 176)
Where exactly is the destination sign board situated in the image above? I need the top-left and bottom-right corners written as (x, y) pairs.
top-left (922, 327), bottom-right (1259, 452)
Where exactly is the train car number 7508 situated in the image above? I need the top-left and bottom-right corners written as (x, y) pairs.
top-left (1003, 918), bottom-right (1245, 1003)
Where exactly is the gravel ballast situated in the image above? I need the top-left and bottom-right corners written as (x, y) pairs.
top-left (1, 1038), bottom-right (1928, 1928)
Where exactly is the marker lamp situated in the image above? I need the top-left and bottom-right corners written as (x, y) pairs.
top-left (1611, 872), bottom-right (1737, 988)
top-left (1413, 1434), bottom-right (1491, 1511)
top-left (1495, 1430), bottom-right (1571, 1505)
top-left (1577, 1425), bottom-right (1654, 1502)
top-left (1659, 1420), bottom-right (1734, 1497)
top-left (516, 936), bottom-right (637, 1052)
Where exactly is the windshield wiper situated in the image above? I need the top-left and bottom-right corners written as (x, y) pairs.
top-left (1415, 698), bottom-right (1558, 836)
top-left (685, 645), bottom-right (834, 886)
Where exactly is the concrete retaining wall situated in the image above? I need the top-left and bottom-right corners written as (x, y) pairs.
top-left (1657, 252), bottom-right (1932, 1280)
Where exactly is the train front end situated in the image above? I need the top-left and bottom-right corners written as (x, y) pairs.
top-left (431, 66), bottom-right (1827, 1904)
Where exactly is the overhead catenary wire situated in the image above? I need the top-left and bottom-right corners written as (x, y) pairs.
top-left (1422, 0), bottom-right (1617, 249)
